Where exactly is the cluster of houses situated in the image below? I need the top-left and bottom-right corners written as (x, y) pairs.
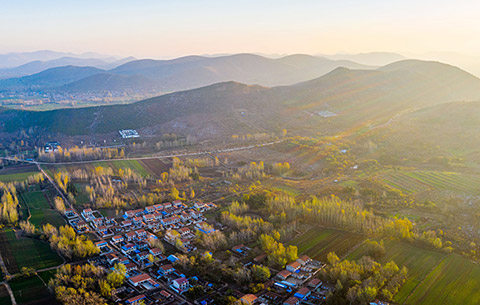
top-left (236, 255), bottom-right (331, 305)
top-left (66, 199), bottom-right (217, 304)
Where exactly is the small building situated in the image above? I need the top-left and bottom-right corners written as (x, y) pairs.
top-left (172, 277), bottom-right (189, 292)
top-left (125, 294), bottom-right (146, 305)
top-left (158, 264), bottom-right (175, 276)
top-left (277, 270), bottom-right (292, 281)
top-left (286, 261), bottom-right (301, 273)
top-left (294, 287), bottom-right (311, 299)
top-left (239, 294), bottom-right (258, 305)
top-left (129, 273), bottom-right (151, 287)
top-left (283, 297), bottom-right (300, 305)
top-left (297, 255), bottom-right (312, 266)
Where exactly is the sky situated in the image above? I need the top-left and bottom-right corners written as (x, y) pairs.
top-left (1, 0), bottom-right (480, 58)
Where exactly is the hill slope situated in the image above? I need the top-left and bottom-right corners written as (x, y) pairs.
top-left (1, 60), bottom-right (479, 140)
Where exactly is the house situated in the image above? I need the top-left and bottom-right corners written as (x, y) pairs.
top-left (178, 227), bottom-right (191, 236)
top-left (297, 255), bottom-right (312, 266)
top-left (81, 208), bottom-right (94, 220)
top-left (143, 214), bottom-right (155, 223)
top-left (283, 297), bottom-right (300, 305)
top-left (122, 220), bottom-right (132, 228)
top-left (158, 264), bottom-right (175, 276)
top-left (159, 290), bottom-right (172, 299)
top-left (294, 287), bottom-right (311, 299)
top-left (133, 217), bottom-right (144, 225)
top-left (161, 216), bottom-right (180, 226)
top-left (125, 294), bottom-right (146, 305)
top-left (277, 270), bottom-right (292, 281)
top-left (106, 253), bottom-right (119, 265)
top-left (152, 212), bottom-right (163, 221)
top-left (153, 203), bottom-right (164, 210)
top-left (137, 251), bottom-right (150, 261)
top-left (119, 256), bottom-right (130, 265)
top-left (125, 231), bottom-right (136, 242)
top-left (149, 248), bottom-right (162, 256)
top-left (239, 294), bottom-right (258, 305)
top-left (95, 240), bottom-right (108, 249)
top-left (171, 277), bottom-right (189, 292)
top-left (121, 243), bottom-right (136, 254)
top-left (196, 221), bottom-right (215, 234)
top-left (254, 254), bottom-right (267, 264)
top-left (135, 229), bottom-right (147, 240)
top-left (286, 261), bottom-right (301, 273)
top-left (129, 273), bottom-right (152, 287)
top-left (163, 202), bottom-right (172, 209)
top-left (111, 235), bottom-right (124, 244)
top-left (145, 206), bottom-right (156, 214)
top-left (64, 208), bottom-right (77, 218)
top-left (180, 211), bottom-right (192, 222)
top-left (307, 278), bottom-right (322, 290)
top-left (172, 200), bottom-right (182, 207)
top-left (125, 262), bottom-right (137, 272)
top-left (190, 211), bottom-right (203, 219)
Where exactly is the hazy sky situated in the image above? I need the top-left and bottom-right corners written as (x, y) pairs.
top-left (2, 0), bottom-right (480, 58)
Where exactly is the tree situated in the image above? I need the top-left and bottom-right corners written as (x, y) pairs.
top-left (251, 265), bottom-right (270, 282)
top-left (106, 263), bottom-right (126, 288)
top-left (190, 188), bottom-right (195, 199)
top-left (54, 197), bottom-right (66, 213)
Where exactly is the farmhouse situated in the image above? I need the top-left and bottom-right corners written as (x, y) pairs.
top-left (119, 129), bottom-right (140, 139)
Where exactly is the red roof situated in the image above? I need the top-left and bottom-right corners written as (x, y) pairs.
top-left (126, 294), bottom-right (145, 303)
top-left (129, 273), bottom-right (151, 284)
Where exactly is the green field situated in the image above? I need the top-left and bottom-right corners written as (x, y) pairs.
top-left (73, 183), bottom-right (90, 205)
top-left (405, 254), bottom-right (480, 305)
top-left (347, 239), bottom-right (446, 304)
top-left (19, 190), bottom-right (65, 227)
top-left (290, 227), bottom-right (364, 262)
top-left (9, 274), bottom-right (54, 304)
top-left (378, 170), bottom-right (480, 195)
top-left (0, 229), bottom-right (63, 274)
top-left (0, 284), bottom-right (12, 305)
top-left (19, 191), bottom-right (50, 209)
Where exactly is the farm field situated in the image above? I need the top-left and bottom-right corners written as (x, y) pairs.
top-left (289, 227), bottom-right (364, 262)
top-left (138, 158), bottom-right (171, 177)
top-left (0, 229), bottom-right (63, 274)
top-left (346, 239), bottom-right (446, 304)
top-left (73, 183), bottom-right (90, 205)
top-left (377, 170), bottom-right (480, 195)
top-left (0, 164), bottom-right (39, 182)
top-left (18, 190), bottom-right (65, 227)
top-left (404, 254), bottom-right (480, 305)
top-left (9, 274), bottom-right (54, 305)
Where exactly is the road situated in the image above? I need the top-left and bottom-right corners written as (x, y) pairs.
top-left (1, 139), bottom-right (284, 166)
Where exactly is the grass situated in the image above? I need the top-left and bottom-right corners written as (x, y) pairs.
top-left (73, 183), bottom-right (90, 205)
top-left (405, 254), bottom-right (480, 305)
top-left (346, 239), bottom-right (446, 304)
top-left (0, 229), bottom-right (63, 274)
top-left (19, 191), bottom-right (50, 209)
top-left (289, 227), bottom-right (364, 262)
top-left (0, 172), bottom-right (38, 182)
top-left (9, 274), bottom-right (54, 304)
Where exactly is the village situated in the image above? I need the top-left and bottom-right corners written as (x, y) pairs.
top-left (59, 193), bottom-right (346, 305)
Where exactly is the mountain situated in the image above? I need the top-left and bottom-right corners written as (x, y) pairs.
top-left (0, 50), bottom-right (119, 68)
top-left (109, 53), bottom-right (375, 91)
top-left (322, 52), bottom-right (405, 66)
top-left (60, 73), bottom-right (158, 93)
top-left (1, 59), bottom-right (479, 141)
top-left (0, 56), bottom-right (135, 79)
top-left (0, 53), bottom-right (375, 94)
top-left (0, 66), bottom-right (104, 91)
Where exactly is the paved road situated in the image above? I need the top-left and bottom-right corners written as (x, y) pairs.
top-left (1, 139), bottom-right (284, 166)
top-left (0, 254), bottom-right (16, 305)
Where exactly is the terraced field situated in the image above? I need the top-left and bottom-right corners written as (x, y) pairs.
top-left (378, 170), bottom-right (480, 195)
top-left (346, 239), bottom-right (446, 304)
top-left (0, 229), bottom-right (63, 274)
top-left (290, 227), bottom-right (364, 262)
